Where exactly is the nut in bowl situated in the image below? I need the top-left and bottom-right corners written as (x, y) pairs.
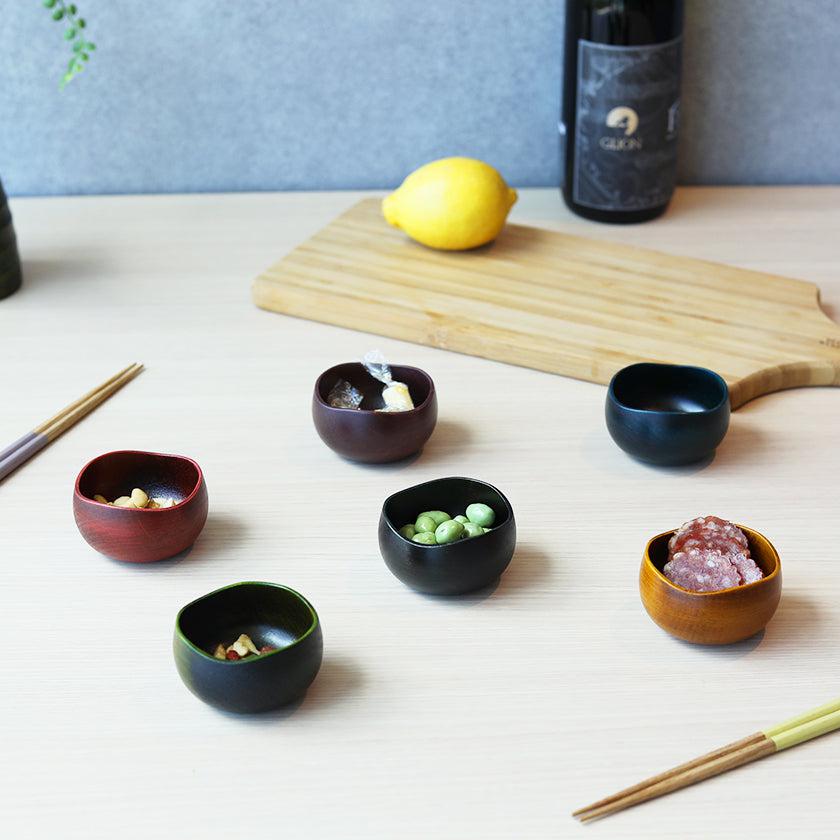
top-left (312, 361), bottom-right (437, 463)
top-left (173, 582), bottom-right (323, 714)
top-left (73, 450), bottom-right (208, 563)
top-left (640, 523), bottom-right (782, 645)
top-left (379, 476), bottom-right (516, 595)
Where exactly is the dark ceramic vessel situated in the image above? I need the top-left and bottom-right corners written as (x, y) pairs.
top-left (379, 476), bottom-right (516, 595)
top-left (640, 526), bottom-right (782, 645)
top-left (73, 450), bottom-right (209, 563)
top-left (606, 363), bottom-right (730, 466)
top-left (174, 582), bottom-right (323, 714)
top-left (312, 362), bottom-right (437, 463)
top-left (0, 179), bottom-right (22, 300)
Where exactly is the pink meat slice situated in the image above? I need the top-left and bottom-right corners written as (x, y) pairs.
top-left (663, 547), bottom-right (742, 592)
top-left (730, 552), bottom-right (764, 585)
top-left (664, 515), bottom-right (764, 591)
top-left (669, 516), bottom-right (748, 554)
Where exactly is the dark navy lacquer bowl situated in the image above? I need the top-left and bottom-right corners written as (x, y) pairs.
top-left (379, 476), bottom-right (516, 595)
top-left (606, 363), bottom-right (730, 466)
top-left (174, 582), bottom-right (323, 714)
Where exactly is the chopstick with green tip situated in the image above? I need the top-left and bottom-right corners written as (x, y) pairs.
top-left (573, 697), bottom-right (840, 823)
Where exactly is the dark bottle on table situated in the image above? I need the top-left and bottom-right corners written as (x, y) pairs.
top-left (560, 0), bottom-right (684, 223)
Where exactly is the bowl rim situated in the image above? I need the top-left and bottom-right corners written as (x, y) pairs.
top-left (381, 475), bottom-right (514, 550)
top-left (643, 524), bottom-right (781, 597)
top-left (74, 449), bottom-right (204, 512)
top-left (313, 362), bottom-right (435, 415)
top-left (174, 581), bottom-right (320, 665)
top-left (608, 362), bottom-right (730, 416)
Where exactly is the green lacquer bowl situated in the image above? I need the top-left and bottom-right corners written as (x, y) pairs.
top-left (173, 582), bottom-right (323, 714)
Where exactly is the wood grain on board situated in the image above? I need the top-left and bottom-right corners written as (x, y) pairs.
top-left (253, 198), bottom-right (840, 408)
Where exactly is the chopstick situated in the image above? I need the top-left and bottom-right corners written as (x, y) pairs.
top-left (573, 697), bottom-right (840, 823)
top-left (0, 363), bottom-right (144, 482)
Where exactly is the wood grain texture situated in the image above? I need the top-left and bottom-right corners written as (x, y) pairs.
top-left (253, 198), bottom-right (840, 409)
top-left (1, 188), bottom-right (840, 840)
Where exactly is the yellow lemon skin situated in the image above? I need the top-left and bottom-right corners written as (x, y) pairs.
top-left (382, 157), bottom-right (517, 251)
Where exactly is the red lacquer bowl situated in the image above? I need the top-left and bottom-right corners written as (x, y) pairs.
top-left (73, 450), bottom-right (209, 563)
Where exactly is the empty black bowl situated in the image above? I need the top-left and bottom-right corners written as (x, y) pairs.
top-left (606, 363), bottom-right (730, 466)
top-left (379, 477), bottom-right (516, 595)
top-left (174, 582), bottom-right (323, 714)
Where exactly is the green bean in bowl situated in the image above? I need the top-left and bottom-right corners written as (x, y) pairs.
top-left (405, 503), bottom-right (497, 546)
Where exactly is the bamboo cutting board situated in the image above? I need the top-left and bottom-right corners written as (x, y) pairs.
top-left (252, 198), bottom-right (840, 408)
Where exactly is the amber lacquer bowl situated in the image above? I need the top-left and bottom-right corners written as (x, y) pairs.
top-left (640, 525), bottom-right (782, 645)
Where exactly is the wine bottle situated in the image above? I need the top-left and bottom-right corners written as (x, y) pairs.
top-left (560, 0), bottom-right (684, 223)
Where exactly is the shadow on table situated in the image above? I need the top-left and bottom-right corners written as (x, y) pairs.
top-left (100, 511), bottom-right (248, 571)
top-left (215, 655), bottom-right (364, 724)
top-left (417, 544), bottom-right (553, 607)
top-left (192, 511), bottom-right (249, 557)
top-left (415, 419), bottom-right (473, 466)
top-left (755, 592), bottom-right (821, 652)
top-left (19, 256), bottom-right (111, 294)
top-left (672, 592), bottom-right (819, 660)
top-left (337, 418), bottom-right (473, 474)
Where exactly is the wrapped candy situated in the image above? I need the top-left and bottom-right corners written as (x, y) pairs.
top-left (326, 351), bottom-right (415, 412)
top-left (362, 350), bottom-right (415, 412)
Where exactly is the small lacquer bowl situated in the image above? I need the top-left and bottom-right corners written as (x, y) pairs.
top-left (173, 582), bottom-right (323, 714)
top-left (379, 476), bottom-right (516, 595)
top-left (312, 362), bottom-right (437, 463)
top-left (606, 363), bottom-right (730, 466)
top-left (640, 525), bottom-right (782, 645)
top-left (73, 450), bottom-right (208, 563)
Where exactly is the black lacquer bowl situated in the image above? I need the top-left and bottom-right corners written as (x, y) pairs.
top-left (312, 362), bottom-right (437, 463)
top-left (174, 582), bottom-right (323, 714)
top-left (0, 179), bottom-right (22, 301)
top-left (606, 363), bottom-right (730, 466)
top-left (379, 476), bottom-right (516, 595)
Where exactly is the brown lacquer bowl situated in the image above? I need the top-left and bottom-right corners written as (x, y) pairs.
top-left (73, 450), bottom-right (209, 563)
top-left (312, 362), bottom-right (437, 463)
top-left (640, 525), bottom-right (782, 645)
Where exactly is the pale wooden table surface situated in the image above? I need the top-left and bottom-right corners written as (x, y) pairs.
top-left (1, 187), bottom-right (838, 840)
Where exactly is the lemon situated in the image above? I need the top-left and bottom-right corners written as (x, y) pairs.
top-left (382, 157), bottom-right (517, 251)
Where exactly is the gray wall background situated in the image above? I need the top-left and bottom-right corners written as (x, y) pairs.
top-left (1, 1), bottom-right (837, 196)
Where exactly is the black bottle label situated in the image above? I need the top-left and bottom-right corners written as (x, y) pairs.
top-left (573, 36), bottom-right (681, 212)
